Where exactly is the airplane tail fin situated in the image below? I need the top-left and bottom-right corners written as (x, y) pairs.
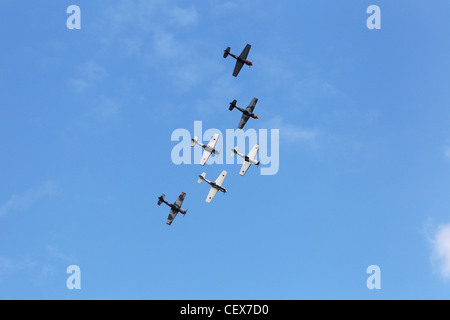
top-left (191, 136), bottom-right (199, 147)
top-left (223, 47), bottom-right (230, 58)
top-left (231, 146), bottom-right (238, 157)
top-left (198, 173), bottom-right (206, 184)
top-left (157, 194), bottom-right (165, 206)
top-left (229, 99), bottom-right (237, 111)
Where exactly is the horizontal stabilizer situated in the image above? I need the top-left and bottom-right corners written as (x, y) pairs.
top-left (229, 100), bottom-right (237, 111)
top-left (223, 47), bottom-right (230, 58)
top-left (248, 144), bottom-right (260, 162)
top-left (191, 136), bottom-right (199, 147)
top-left (215, 170), bottom-right (227, 186)
top-left (198, 172), bottom-right (206, 184)
top-left (157, 194), bottom-right (165, 206)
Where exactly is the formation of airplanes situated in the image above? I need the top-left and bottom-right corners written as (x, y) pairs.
top-left (158, 44), bottom-right (260, 225)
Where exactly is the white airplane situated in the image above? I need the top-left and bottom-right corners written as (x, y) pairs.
top-left (231, 144), bottom-right (260, 176)
top-left (191, 133), bottom-right (220, 166)
top-left (198, 170), bottom-right (227, 203)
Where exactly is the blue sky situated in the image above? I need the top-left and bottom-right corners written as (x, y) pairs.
top-left (0, 0), bottom-right (450, 299)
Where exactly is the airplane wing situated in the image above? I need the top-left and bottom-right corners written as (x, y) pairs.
top-left (166, 208), bottom-right (178, 225)
top-left (239, 44), bottom-right (251, 60)
top-left (215, 170), bottom-right (227, 186)
top-left (239, 161), bottom-right (252, 176)
top-left (206, 187), bottom-right (219, 203)
top-left (238, 114), bottom-right (250, 129)
top-left (245, 97), bottom-right (258, 113)
top-left (248, 144), bottom-right (259, 159)
top-left (207, 133), bottom-right (219, 149)
top-left (233, 45), bottom-right (251, 77)
top-left (174, 192), bottom-right (186, 207)
top-left (200, 149), bottom-right (212, 166)
top-left (201, 133), bottom-right (220, 165)
top-left (232, 60), bottom-right (244, 77)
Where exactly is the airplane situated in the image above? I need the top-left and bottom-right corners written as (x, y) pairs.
top-left (157, 192), bottom-right (187, 225)
top-left (198, 171), bottom-right (227, 203)
top-left (229, 98), bottom-right (259, 129)
top-left (231, 144), bottom-right (260, 176)
top-left (191, 133), bottom-right (220, 166)
top-left (223, 44), bottom-right (252, 77)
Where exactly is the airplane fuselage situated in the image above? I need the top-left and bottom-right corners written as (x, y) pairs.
top-left (228, 52), bottom-right (252, 66)
top-left (203, 145), bottom-right (218, 154)
top-left (244, 155), bottom-right (259, 165)
top-left (233, 105), bottom-right (257, 119)
top-left (209, 181), bottom-right (227, 193)
top-left (193, 140), bottom-right (219, 155)
top-left (160, 199), bottom-right (185, 214)
top-left (234, 150), bottom-right (260, 165)
top-left (200, 177), bottom-right (227, 193)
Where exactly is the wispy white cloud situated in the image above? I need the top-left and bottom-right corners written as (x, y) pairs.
top-left (209, 1), bottom-right (250, 15)
top-left (100, 0), bottom-right (162, 32)
top-left (46, 245), bottom-right (75, 263)
top-left (0, 181), bottom-right (59, 218)
top-left (259, 115), bottom-right (319, 145)
top-left (194, 73), bottom-right (241, 114)
top-left (69, 78), bottom-right (90, 92)
top-left (169, 6), bottom-right (199, 27)
top-left (95, 1), bottom-right (205, 88)
top-left (0, 256), bottom-right (37, 280)
top-left (90, 96), bottom-right (120, 119)
top-left (69, 60), bottom-right (107, 92)
top-left (152, 30), bottom-right (180, 59)
top-left (0, 245), bottom-right (76, 283)
top-left (430, 223), bottom-right (450, 280)
top-left (444, 146), bottom-right (450, 159)
top-left (71, 96), bottom-right (121, 134)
